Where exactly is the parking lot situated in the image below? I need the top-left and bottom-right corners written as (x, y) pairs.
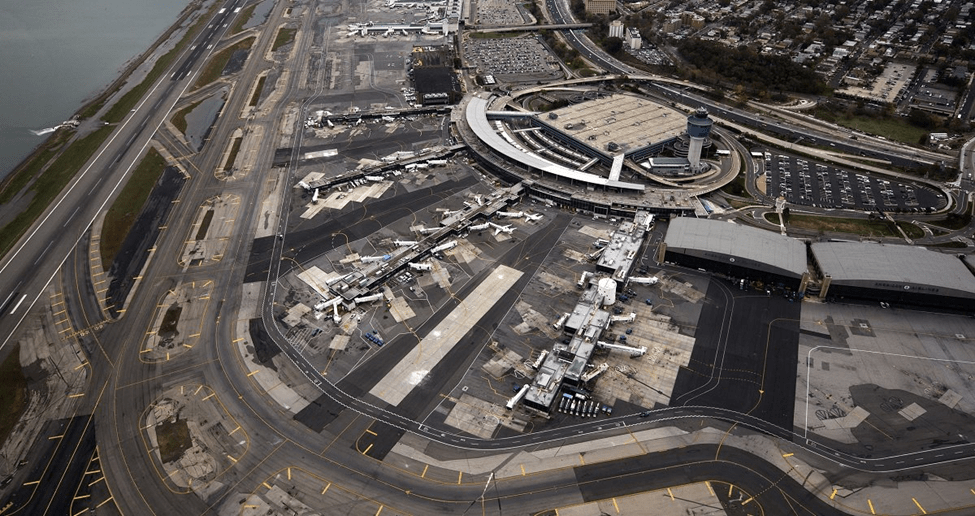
top-left (463, 35), bottom-right (562, 81)
top-left (762, 153), bottom-right (944, 212)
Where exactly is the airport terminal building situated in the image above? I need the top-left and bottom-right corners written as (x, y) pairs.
top-left (811, 242), bottom-right (975, 310)
top-left (659, 218), bottom-right (810, 290)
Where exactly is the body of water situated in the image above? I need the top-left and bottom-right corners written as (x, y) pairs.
top-left (0, 0), bottom-right (191, 181)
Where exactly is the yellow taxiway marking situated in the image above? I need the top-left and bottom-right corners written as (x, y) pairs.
top-left (262, 482), bottom-right (272, 489)
top-left (85, 469), bottom-right (101, 475)
top-left (88, 476), bottom-right (104, 487)
top-left (230, 425), bottom-right (241, 435)
top-left (830, 488), bottom-right (838, 500)
top-left (287, 468), bottom-right (292, 481)
top-left (728, 484), bottom-right (734, 497)
top-left (73, 494), bottom-right (91, 500)
top-left (183, 344), bottom-right (193, 349)
top-left (868, 499), bottom-right (876, 514)
top-left (705, 481), bottom-right (714, 496)
top-left (74, 362), bottom-right (88, 370)
top-left (95, 497), bottom-right (114, 509)
top-left (23, 480), bottom-right (40, 486)
top-left (612, 498), bottom-right (620, 513)
top-left (365, 429), bottom-right (377, 436)
top-left (68, 393), bottom-right (84, 398)
top-left (194, 385), bottom-right (203, 395)
top-left (520, 464), bottom-right (526, 476)
top-left (782, 452), bottom-right (794, 457)
top-left (578, 454), bottom-right (585, 466)
top-left (49, 434), bottom-right (64, 440)
top-left (233, 337), bottom-right (244, 343)
top-left (742, 497), bottom-right (754, 506)
top-left (374, 506), bottom-right (383, 516)
top-left (202, 393), bottom-right (215, 401)
top-left (227, 455), bottom-right (237, 463)
top-left (421, 465), bottom-right (428, 478)
top-left (363, 444), bottom-right (373, 455)
top-left (913, 498), bottom-right (926, 514)
top-left (321, 483), bottom-right (331, 494)
top-left (247, 370), bottom-right (258, 377)
top-left (457, 471), bottom-right (462, 484)
top-left (667, 488), bottom-right (674, 501)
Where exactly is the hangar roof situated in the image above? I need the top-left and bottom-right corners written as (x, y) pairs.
top-left (664, 218), bottom-right (807, 277)
top-left (811, 242), bottom-right (975, 293)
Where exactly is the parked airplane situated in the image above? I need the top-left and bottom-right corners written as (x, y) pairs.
top-left (489, 222), bottom-right (513, 235)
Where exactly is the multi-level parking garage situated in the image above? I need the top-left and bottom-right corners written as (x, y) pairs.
top-left (459, 88), bottom-right (740, 219)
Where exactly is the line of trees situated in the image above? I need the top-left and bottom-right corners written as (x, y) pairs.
top-left (677, 39), bottom-right (827, 95)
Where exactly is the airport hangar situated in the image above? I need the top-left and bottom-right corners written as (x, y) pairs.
top-left (461, 92), bottom-right (725, 219)
top-left (658, 217), bottom-right (811, 291)
top-left (658, 218), bottom-right (975, 311)
top-left (810, 241), bottom-right (975, 311)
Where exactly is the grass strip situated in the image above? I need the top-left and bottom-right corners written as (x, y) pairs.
top-left (224, 137), bottom-right (243, 171)
top-left (171, 99), bottom-right (203, 134)
top-left (0, 126), bottom-right (114, 257)
top-left (0, 129), bottom-right (72, 204)
top-left (100, 148), bottom-right (167, 268)
top-left (102, 0), bottom-right (223, 124)
top-left (229, 3), bottom-right (257, 34)
top-left (896, 221), bottom-right (925, 239)
top-left (0, 344), bottom-right (27, 450)
top-left (249, 75), bottom-right (267, 107)
top-left (271, 27), bottom-right (297, 51)
top-left (156, 417), bottom-right (192, 463)
top-left (192, 37), bottom-right (256, 90)
top-left (786, 213), bottom-right (897, 238)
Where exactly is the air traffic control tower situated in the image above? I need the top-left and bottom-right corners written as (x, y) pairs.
top-left (686, 107), bottom-right (713, 173)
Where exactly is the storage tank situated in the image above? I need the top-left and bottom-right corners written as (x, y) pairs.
top-left (597, 277), bottom-right (617, 306)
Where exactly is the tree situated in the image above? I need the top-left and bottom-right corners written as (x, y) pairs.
top-left (605, 37), bottom-right (623, 55)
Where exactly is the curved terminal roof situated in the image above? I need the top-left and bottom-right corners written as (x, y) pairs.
top-left (811, 242), bottom-right (975, 295)
top-left (465, 96), bottom-right (645, 192)
top-left (664, 218), bottom-right (807, 278)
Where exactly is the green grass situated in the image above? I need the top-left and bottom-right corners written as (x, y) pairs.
top-left (764, 213), bottom-right (780, 224)
top-left (171, 99), bottom-right (203, 134)
top-left (930, 241), bottom-right (969, 248)
top-left (249, 76), bottom-right (267, 107)
top-left (102, 1), bottom-right (224, 124)
top-left (100, 148), bottom-right (167, 269)
top-left (0, 344), bottom-right (27, 450)
top-left (271, 27), bottom-right (297, 51)
top-left (896, 221), bottom-right (925, 239)
top-left (786, 214), bottom-right (898, 238)
top-left (156, 417), bottom-right (191, 463)
top-left (721, 174), bottom-right (751, 198)
top-left (224, 137), bottom-right (243, 171)
top-left (812, 108), bottom-right (928, 144)
top-left (0, 126), bottom-right (115, 257)
top-left (927, 209), bottom-right (973, 231)
top-left (0, 129), bottom-right (72, 204)
top-left (192, 37), bottom-right (256, 90)
top-left (229, 3), bottom-right (257, 34)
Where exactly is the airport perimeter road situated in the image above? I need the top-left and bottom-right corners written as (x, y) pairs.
top-left (0, 0), bottom-right (242, 353)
